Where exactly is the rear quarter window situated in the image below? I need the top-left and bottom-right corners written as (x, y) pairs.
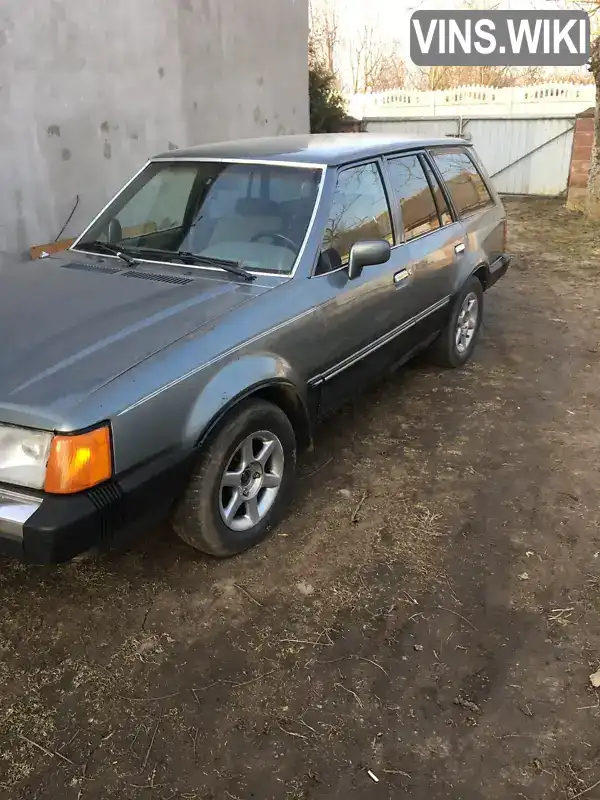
top-left (432, 148), bottom-right (494, 218)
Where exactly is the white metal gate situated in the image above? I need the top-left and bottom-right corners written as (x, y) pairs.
top-left (363, 115), bottom-right (575, 196)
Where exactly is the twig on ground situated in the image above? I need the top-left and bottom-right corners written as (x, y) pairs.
top-left (141, 605), bottom-right (152, 630)
top-left (224, 668), bottom-right (277, 688)
top-left (442, 575), bottom-right (461, 605)
top-left (233, 583), bottom-right (264, 607)
top-left (357, 567), bottom-right (369, 591)
top-left (351, 490), bottom-right (369, 523)
top-left (193, 680), bottom-right (221, 693)
top-left (122, 691), bottom-right (180, 702)
top-left (191, 688), bottom-right (203, 709)
top-left (129, 725), bottom-right (142, 753)
top-left (18, 734), bottom-right (75, 766)
top-left (129, 779), bottom-right (163, 790)
top-left (569, 778), bottom-right (600, 800)
top-left (299, 718), bottom-right (320, 736)
top-left (403, 590), bottom-right (419, 606)
top-left (58, 729), bottom-right (80, 752)
top-left (353, 655), bottom-right (388, 675)
top-left (281, 638), bottom-right (331, 647)
top-left (383, 768), bottom-right (412, 779)
top-left (334, 682), bottom-right (363, 707)
top-left (142, 719), bottom-right (161, 769)
top-left (277, 724), bottom-right (309, 741)
top-left (316, 627), bottom-right (335, 645)
top-left (433, 606), bottom-right (478, 632)
top-left (301, 457), bottom-right (333, 479)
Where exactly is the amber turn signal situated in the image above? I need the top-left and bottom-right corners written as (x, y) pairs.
top-left (44, 425), bottom-right (113, 494)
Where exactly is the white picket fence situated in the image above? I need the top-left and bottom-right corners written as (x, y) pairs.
top-left (348, 83), bottom-right (596, 119)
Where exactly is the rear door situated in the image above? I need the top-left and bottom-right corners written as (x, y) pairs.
top-left (429, 147), bottom-right (504, 273)
top-left (383, 151), bottom-right (467, 346)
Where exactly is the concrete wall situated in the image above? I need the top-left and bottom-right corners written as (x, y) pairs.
top-left (0, 0), bottom-right (309, 258)
top-left (567, 108), bottom-right (595, 210)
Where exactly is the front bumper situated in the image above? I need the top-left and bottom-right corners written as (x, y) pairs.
top-left (0, 487), bottom-right (43, 558)
top-left (0, 449), bottom-right (195, 564)
top-left (0, 483), bottom-right (127, 563)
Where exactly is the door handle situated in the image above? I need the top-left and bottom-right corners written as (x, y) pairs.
top-left (455, 242), bottom-right (466, 254)
top-left (393, 269), bottom-right (409, 285)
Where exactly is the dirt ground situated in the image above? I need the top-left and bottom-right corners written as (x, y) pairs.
top-left (3, 199), bottom-right (600, 800)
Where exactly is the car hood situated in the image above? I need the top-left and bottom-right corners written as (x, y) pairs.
top-left (0, 252), bottom-right (271, 422)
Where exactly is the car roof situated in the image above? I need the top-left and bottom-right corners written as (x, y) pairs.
top-left (152, 133), bottom-right (470, 167)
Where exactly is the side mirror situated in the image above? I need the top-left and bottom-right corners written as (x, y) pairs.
top-left (106, 218), bottom-right (123, 244)
top-left (347, 239), bottom-right (391, 280)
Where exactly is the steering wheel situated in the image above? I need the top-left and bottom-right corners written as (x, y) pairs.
top-left (250, 232), bottom-right (298, 253)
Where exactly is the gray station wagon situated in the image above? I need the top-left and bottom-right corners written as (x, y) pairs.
top-left (0, 134), bottom-right (509, 563)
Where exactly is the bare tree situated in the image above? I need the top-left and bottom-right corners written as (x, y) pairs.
top-left (349, 25), bottom-right (406, 93)
top-left (410, 64), bottom-right (516, 91)
top-left (309, 0), bottom-right (340, 75)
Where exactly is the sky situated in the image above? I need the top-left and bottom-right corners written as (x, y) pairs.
top-left (311, 0), bottom-right (591, 90)
top-left (326, 0), bottom-right (568, 49)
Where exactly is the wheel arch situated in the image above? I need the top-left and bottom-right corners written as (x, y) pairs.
top-left (196, 378), bottom-right (313, 453)
top-left (471, 263), bottom-right (489, 290)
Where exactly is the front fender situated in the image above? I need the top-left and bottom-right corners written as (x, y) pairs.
top-left (183, 353), bottom-right (306, 448)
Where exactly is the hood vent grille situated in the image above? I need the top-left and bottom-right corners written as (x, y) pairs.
top-left (60, 261), bottom-right (122, 275)
top-left (121, 270), bottom-right (192, 285)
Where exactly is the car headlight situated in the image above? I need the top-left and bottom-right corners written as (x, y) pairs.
top-left (0, 425), bottom-right (53, 490)
top-left (0, 423), bottom-right (113, 494)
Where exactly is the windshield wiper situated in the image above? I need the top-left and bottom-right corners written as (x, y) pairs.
top-left (132, 247), bottom-right (256, 282)
top-left (78, 240), bottom-right (139, 267)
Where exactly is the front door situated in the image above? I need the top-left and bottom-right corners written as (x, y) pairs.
top-left (307, 160), bottom-right (421, 417)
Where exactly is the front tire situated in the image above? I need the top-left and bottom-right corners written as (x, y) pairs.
top-left (428, 275), bottom-right (483, 368)
top-left (172, 399), bottom-right (296, 557)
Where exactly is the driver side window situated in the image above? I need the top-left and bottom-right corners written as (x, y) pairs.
top-left (318, 162), bottom-right (393, 274)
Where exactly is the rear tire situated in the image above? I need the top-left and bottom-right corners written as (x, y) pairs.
top-left (172, 399), bottom-right (296, 557)
top-left (428, 275), bottom-right (483, 368)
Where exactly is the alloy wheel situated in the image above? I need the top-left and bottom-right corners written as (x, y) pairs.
top-left (219, 430), bottom-right (284, 532)
top-left (455, 291), bottom-right (479, 354)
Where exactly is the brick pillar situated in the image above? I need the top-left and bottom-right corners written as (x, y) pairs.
top-left (567, 106), bottom-right (595, 210)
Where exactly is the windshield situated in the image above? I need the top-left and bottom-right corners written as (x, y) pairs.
top-left (75, 160), bottom-right (322, 275)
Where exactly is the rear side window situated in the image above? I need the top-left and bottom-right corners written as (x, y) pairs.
top-left (321, 162), bottom-right (393, 266)
top-left (432, 149), bottom-right (494, 217)
top-left (421, 158), bottom-right (452, 226)
top-left (387, 154), bottom-right (441, 241)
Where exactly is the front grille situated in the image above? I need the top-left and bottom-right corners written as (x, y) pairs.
top-left (88, 482), bottom-right (124, 541)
